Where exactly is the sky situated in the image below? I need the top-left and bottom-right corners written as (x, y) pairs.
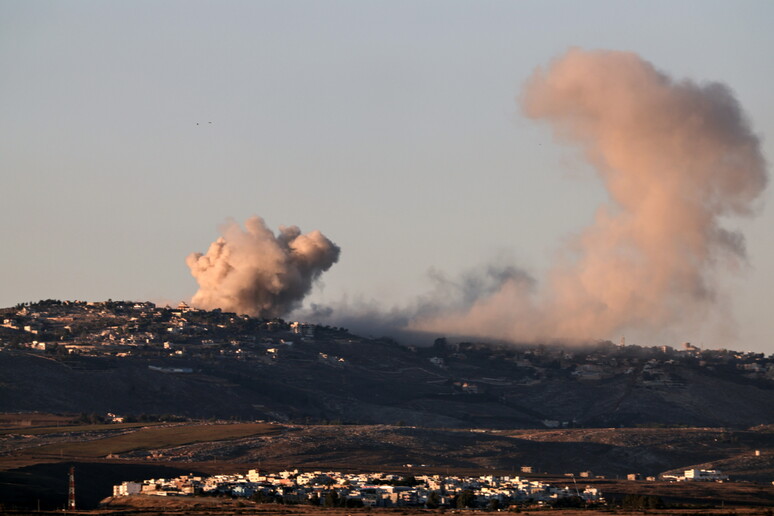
top-left (1, 1), bottom-right (773, 352)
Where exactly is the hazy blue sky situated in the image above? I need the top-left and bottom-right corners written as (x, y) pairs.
top-left (2, 1), bottom-right (772, 352)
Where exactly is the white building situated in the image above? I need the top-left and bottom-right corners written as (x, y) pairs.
top-left (113, 481), bottom-right (142, 496)
top-left (683, 469), bottom-right (728, 481)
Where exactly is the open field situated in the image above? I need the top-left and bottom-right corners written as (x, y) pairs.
top-left (3, 420), bottom-right (772, 478)
top-left (100, 495), bottom-right (774, 515)
top-left (545, 477), bottom-right (774, 507)
top-left (0, 413), bottom-right (76, 429)
top-left (27, 423), bottom-right (282, 458)
top-left (37, 495), bottom-right (774, 515)
top-left (0, 421), bottom-right (167, 436)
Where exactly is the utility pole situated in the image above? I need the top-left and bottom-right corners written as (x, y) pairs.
top-left (570, 473), bottom-right (581, 497)
top-left (67, 466), bottom-right (76, 511)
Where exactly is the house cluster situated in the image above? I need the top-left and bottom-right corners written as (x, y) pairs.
top-left (4, 300), bottom-right (774, 412)
top-left (427, 338), bottom-right (774, 395)
top-left (4, 300), bottom-right (773, 383)
top-left (0, 300), bottom-right (342, 361)
top-left (112, 469), bottom-right (604, 507)
top-left (662, 469), bottom-right (729, 482)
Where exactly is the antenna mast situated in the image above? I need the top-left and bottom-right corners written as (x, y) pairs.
top-left (68, 466), bottom-right (76, 511)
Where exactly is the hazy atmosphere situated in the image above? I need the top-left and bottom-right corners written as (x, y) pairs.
top-left (2, 1), bottom-right (773, 352)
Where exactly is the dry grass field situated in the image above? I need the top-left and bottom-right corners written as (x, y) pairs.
top-left (0, 413), bottom-right (76, 429)
top-left (92, 495), bottom-right (774, 515)
top-left (28, 423), bottom-right (282, 458)
top-left (0, 421), bottom-right (166, 436)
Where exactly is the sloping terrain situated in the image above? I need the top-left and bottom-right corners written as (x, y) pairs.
top-left (2, 344), bottom-right (774, 429)
top-left (2, 301), bottom-right (774, 429)
top-left (6, 422), bottom-right (772, 480)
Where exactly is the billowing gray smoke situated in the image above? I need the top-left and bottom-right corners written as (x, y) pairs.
top-left (186, 216), bottom-right (340, 318)
top-left (303, 264), bottom-right (536, 340)
top-left (408, 48), bottom-right (768, 343)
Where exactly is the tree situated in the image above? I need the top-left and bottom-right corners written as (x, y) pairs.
top-left (344, 498), bottom-right (364, 508)
top-left (393, 475), bottom-right (418, 486)
top-left (622, 494), bottom-right (665, 510)
top-left (456, 490), bottom-right (476, 508)
top-left (252, 490), bottom-right (274, 504)
top-left (323, 490), bottom-right (339, 507)
top-left (426, 491), bottom-right (441, 509)
top-left (78, 412), bottom-right (105, 425)
top-left (553, 495), bottom-right (584, 508)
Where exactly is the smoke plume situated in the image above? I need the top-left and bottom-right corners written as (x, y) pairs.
top-left (301, 264), bottom-right (536, 340)
top-left (186, 216), bottom-right (340, 318)
top-left (410, 49), bottom-right (767, 343)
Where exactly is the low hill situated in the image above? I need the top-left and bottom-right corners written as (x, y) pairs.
top-left (1, 300), bottom-right (773, 429)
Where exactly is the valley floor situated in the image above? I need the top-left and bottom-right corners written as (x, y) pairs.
top-left (1, 417), bottom-right (772, 512)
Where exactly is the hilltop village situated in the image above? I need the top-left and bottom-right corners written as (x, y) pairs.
top-left (2, 299), bottom-right (772, 379)
top-left (1, 299), bottom-right (774, 428)
top-left (0, 299), bottom-right (332, 360)
top-left (112, 468), bottom-right (603, 509)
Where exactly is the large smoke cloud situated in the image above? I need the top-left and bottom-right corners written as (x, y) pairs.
top-left (407, 48), bottom-right (767, 343)
top-left (187, 216), bottom-right (340, 318)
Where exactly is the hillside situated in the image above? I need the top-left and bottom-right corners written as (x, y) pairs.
top-left (1, 300), bottom-right (774, 428)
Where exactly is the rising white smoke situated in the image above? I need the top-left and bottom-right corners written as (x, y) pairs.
top-left (186, 216), bottom-right (340, 318)
top-left (409, 48), bottom-right (767, 343)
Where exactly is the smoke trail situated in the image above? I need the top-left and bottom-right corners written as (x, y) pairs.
top-left (411, 49), bottom-right (767, 343)
top-left (186, 216), bottom-right (340, 318)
